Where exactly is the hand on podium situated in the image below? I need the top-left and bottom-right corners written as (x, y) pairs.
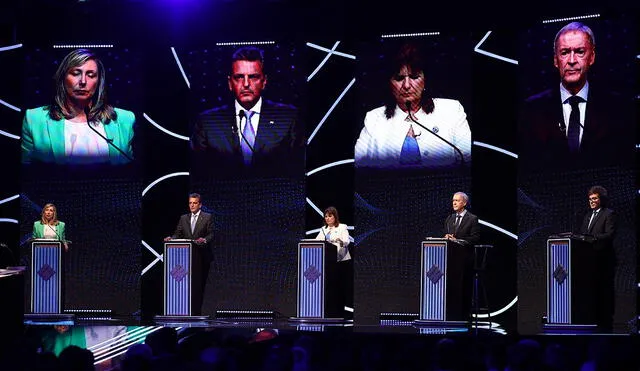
top-left (63, 242), bottom-right (69, 252)
top-left (163, 236), bottom-right (172, 242)
top-left (194, 237), bottom-right (206, 245)
top-left (444, 234), bottom-right (455, 240)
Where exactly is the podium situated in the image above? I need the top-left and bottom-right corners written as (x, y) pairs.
top-left (544, 234), bottom-right (597, 331)
top-left (155, 240), bottom-right (208, 322)
top-left (290, 240), bottom-right (343, 323)
top-left (25, 239), bottom-right (74, 322)
top-left (414, 238), bottom-right (468, 326)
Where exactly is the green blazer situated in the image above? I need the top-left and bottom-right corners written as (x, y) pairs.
top-left (33, 221), bottom-right (66, 241)
top-left (21, 106), bottom-right (135, 165)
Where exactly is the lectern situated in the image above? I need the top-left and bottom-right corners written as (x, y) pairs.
top-left (25, 238), bottom-right (74, 322)
top-left (290, 240), bottom-right (343, 322)
top-left (544, 234), bottom-right (597, 331)
top-left (414, 238), bottom-right (468, 326)
top-left (155, 239), bottom-right (208, 322)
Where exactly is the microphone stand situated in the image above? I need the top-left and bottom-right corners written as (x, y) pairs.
top-left (404, 101), bottom-right (465, 166)
top-left (84, 107), bottom-right (133, 162)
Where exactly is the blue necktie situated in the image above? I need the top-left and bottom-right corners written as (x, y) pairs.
top-left (566, 96), bottom-right (582, 153)
top-left (400, 128), bottom-right (420, 165)
top-left (241, 110), bottom-right (256, 165)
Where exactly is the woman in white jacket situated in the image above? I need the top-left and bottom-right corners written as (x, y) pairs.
top-left (315, 206), bottom-right (353, 319)
top-left (315, 206), bottom-right (351, 262)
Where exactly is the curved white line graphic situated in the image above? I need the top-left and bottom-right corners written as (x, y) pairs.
top-left (170, 47), bottom-right (190, 89)
top-left (306, 197), bottom-right (323, 216)
top-left (307, 78), bottom-right (356, 144)
top-left (472, 296), bottom-right (518, 318)
top-left (0, 194), bottom-right (19, 205)
top-left (0, 218), bottom-right (19, 224)
top-left (0, 128), bottom-right (20, 140)
top-left (306, 42), bottom-right (356, 59)
top-left (0, 99), bottom-right (21, 112)
top-left (473, 141), bottom-right (518, 159)
top-left (474, 31), bottom-right (518, 65)
top-left (478, 219), bottom-right (518, 240)
top-left (143, 113), bottom-right (190, 141)
top-left (142, 172), bottom-right (189, 197)
top-left (306, 159), bottom-right (354, 176)
top-left (0, 43), bottom-right (22, 52)
top-left (307, 41), bottom-right (341, 81)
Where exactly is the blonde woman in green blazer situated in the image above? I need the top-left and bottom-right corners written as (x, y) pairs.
top-left (21, 48), bottom-right (134, 165)
top-left (33, 203), bottom-right (68, 251)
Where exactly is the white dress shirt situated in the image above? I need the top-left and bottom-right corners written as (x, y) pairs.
top-left (559, 82), bottom-right (589, 145)
top-left (64, 120), bottom-right (109, 164)
top-left (234, 98), bottom-right (263, 142)
top-left (315, 223), bottom-right (351, 262)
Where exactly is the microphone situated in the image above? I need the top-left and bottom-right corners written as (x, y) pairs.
top-left (404, 101), bottom-right (465, 166)
top-left (45, 223), bottom-right (63, 242)
top-left (237, 110), bottom-right (255, 152)
top-left (84, 106), bottom-right (133, 162)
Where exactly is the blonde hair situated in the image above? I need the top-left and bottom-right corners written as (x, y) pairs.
top-left (40, 203), bottom-right (59, 225)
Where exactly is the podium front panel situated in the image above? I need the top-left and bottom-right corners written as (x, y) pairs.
top-left (420, 240), bottom-right (448, 321)
top-left (547, 238), bottom-right (571, 324)
top-left (164, 242), bottom-right (192, 316)
top-left (297, 241), bottom-right (326, 318)
top-left (31, 241), bottom-right (62, 313)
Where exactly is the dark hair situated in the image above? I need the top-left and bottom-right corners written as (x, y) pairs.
top-left (231, 46), bottom-right (265, 73)
top-left (47, 48), bottom-right (117, 123)
top-left (323, 206), bottom-right (340, 227)
top-left (587, 185), bottom-right (608, 207)
top-left (189, 193), bottom-right (202, 202)
top-left (384, 42), bottom-right (434, 119)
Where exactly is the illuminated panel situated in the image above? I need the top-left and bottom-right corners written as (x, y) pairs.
top-left (164, 243), bottom-right (192, 316)
top-left (547, 239), bottom-right (571, 324)
top-left (420, 240), bottom-right (448, 321)
top-left (297, 241), bottom-right (326, 318)
top-left (31, 241), bottom-right (62, 313)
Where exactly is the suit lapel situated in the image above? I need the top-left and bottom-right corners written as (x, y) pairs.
top-left (588, 210), bottom-right (602, 233)
top-left (48, 116), bottom-right (66, 163)
top-left (104, 122), bottom-right (119, 160)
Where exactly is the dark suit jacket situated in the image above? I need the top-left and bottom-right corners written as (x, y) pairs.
top-left (579, 207), bottom-right (616, 252)
top-left (190, 99), bottom-right (304, 177)
top-left (518, 86), bottom-right (633, 170)
top-left (444, 210), bottom-right (480, 246)
top-left (172, 211), bottom-right (214, 262)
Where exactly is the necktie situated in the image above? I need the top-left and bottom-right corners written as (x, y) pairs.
top-left (191, 214), bottom-right (197, 234)
top-left (587, 210), bottom-right (598, 230)
top-left (454, 214), bottom-right (462, 233)
top-left (400, 126), bottom-right (420, 165)
top-left (566, 96), bottom-right (582, 153)
top-left (241, 110), bottom-right (256, 165)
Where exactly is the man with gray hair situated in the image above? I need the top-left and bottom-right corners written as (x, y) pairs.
top-left (518, 21), bottom-right (633, 169)
top-left (444, 191), bottom-right (480, 245)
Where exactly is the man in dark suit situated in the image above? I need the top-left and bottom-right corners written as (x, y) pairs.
top-left (578, 185), bottom-right (616, 332)
top-left (444, 192), bottom-right (480, 246)
top-left (191, 46), bottom-right (304, 177)
top-left (164, 193), bottom-right (214, 315)
top-left (443, 191), bottom-right (480, 321)
top-left (518, 21), bottom-right (634, 170)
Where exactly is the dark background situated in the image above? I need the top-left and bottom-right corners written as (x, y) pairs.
top-left (0, 0), bottom-right (636, 334)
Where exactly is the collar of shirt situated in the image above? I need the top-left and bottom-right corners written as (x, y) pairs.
top-left (235, 97), bottom-right (263, 130)
top-left (456, 210), bottom-right (467, 218)
top-left (592, 208), bottom-right (601, 214)
top-left (559, 81), bottom-right (589, 104)
top-left (191, 211), bottom-right (201, 218)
